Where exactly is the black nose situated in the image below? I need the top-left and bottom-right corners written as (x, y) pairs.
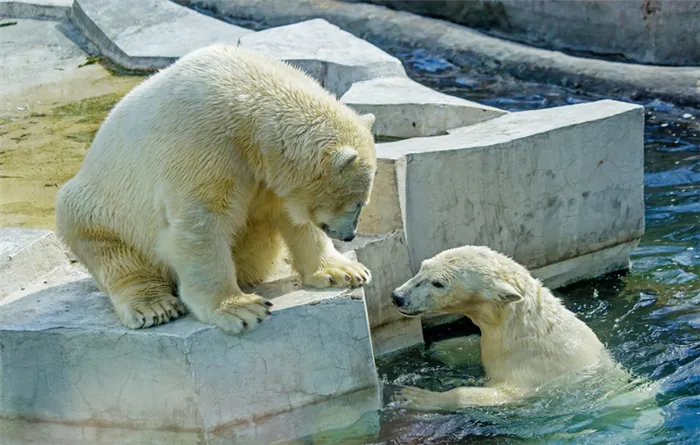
top-left (343, 234), bottom-right (355, 242)
top-left (391, 291), bottom-right (405, 307)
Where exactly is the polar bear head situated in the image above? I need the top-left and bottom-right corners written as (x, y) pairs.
top-left (391, 245), bottom-right (526, 322)
top-left (284, 113), bottom-right (377, 242)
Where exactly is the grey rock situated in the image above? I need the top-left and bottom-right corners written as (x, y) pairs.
top-left (341, 76), bottom-right (506, 138)
top-left (71, 0), bottom-right (252, 71)
top-left (239, 19), bottom-right (406, 96)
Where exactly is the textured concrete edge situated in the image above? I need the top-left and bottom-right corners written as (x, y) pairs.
top-left (180, 0), bottom-right (700, 106)
top-left (69, 1), bottom-right (175, 72)
top-left (0, 231), bottom-right (69, 302)
top-left (0, 1), bottom-right (70, 20)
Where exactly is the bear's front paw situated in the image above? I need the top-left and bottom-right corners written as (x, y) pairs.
top-left (205, 293), bottom-right (273, 334)
top-left (393, 386), bottom-right (444, 411)
top-left (305, 259), bottom-right (371, 288)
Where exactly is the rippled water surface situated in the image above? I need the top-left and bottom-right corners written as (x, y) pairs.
top-left (294, 49), bottom-right (699, 445)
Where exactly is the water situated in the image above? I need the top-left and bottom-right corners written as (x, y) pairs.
top-left (295, 49), bottom-right (700, 445)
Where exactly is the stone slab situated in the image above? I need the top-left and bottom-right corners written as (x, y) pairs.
top-left (530, 239), bottom-right (641, 289)
top-left (178, 0), bottom-right (699, 106)
top-left (0, 277), bottom-right (378, 443)
top-left (336, 231), bottom-right (423, 355)
top-left (341, 76), bottom-right (506, 138)
top-left (0, 0), bottom-right (70, 19)
top-left (0, 228), bottom-right (69, 302)
top-left (0, 389), bottom-right (380, 445)
top-left (238, 19), bottom-right (406, 96)
top-left (70, 0), bottom-right (252, 71)
top-left (355, 0), bottom-right (700, 67)
top-left (368, 100), bottom-right (645, 274)
top-left (0, 18), bottom-right (93, 102)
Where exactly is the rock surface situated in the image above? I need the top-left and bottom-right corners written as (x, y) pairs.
top-left (0, 0), bottom-right (71, 19)
top-left (71, 0), bottom-right (252, 71)
top-left (181, 0), bottom-right (700, 106)
top-left (336, 231), bottom-right (423, 355)
top-left (239, 19), bottom-right (406, 96)
top-left (0, 276), bottom-right (378, 443)
top-left (341, 76), bottom-right (506, 138)
top-left (0, 228), bottom-right (68, 302)
top-left (361, 100), bottom-right (645, 279)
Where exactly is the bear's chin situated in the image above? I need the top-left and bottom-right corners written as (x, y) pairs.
top-left (397, 308), bottom-right (423, 318)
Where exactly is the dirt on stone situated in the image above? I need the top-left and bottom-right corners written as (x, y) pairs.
top-left (0, 76), bottom-right (144, 229)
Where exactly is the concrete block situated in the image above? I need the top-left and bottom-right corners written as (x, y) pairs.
top-left (358, 0), bottom-right (700, 66)
top-left (368, 100), bottom-right (645, 276)
top-left (341, 76), bottom-right (506, 138)
top-left (336, 231), bottom-right (423, 356)
top-left (238, 19), bottom-right (406, 96)
top-left (70, 0), bottom-right (252, 71)
top-left (0, 0), bottom-right (70, 19)
top-left (0, 228), bottom-right (68, 303)
top-left (0, 277), bottom-right (378, 444)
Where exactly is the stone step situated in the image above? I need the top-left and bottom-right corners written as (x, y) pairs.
top-left (238, 19), bottom-right (407, 97)
top-left (341, 76), bottom-right (507, 138)
top-left (0, 228), bottom-right (70, 303)
top-left (358, 99), bottom-right (645, 287)
top-left (0, 0), bottom-right (71, 19)
top-left (70, 0), bottom-right (252, 71)
top-left (335, 231), bottom-right (424, 356)
top-left (0, 274), bottom-right (378, 444)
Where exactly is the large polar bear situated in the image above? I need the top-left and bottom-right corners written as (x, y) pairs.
top-left (391, 245), bottom-right (615, 410)
top-left (55, 45), bottom-right (376, 334)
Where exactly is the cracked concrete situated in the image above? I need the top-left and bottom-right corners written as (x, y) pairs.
top-left (0, 276), bottom-right (378, 443)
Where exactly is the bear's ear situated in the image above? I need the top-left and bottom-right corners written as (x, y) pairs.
top-left (494, 281), bottom-right (523, 304)
top-left (359, 113), bottom-right (375, 130)
top-left (332, 146), bottom-right (359, 171)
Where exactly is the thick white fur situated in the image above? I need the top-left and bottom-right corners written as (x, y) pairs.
top-left (392, 245), bottom-right (614, 410)
top-left (55, 45), bottom-right (376, 334)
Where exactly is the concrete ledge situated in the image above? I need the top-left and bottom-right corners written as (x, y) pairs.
top-left (352, 0), bottom-right (700, 67)
top-left (181, 0), bottom-right (700, 106)
top-left (70, 0), bottom-right (252, 71)
top-left (530, 239), bottom-right (641, 289)
top-left (361, 100), bottom-right (645, 274)
top-left (336, 231), bottom-right (424, 356)
top-left (238, 19), bottom-right (406, 96)
top-left (0, 278), bottom-right (377, 443)
top-left (0, 0), bottom-right (70, 20)
top-left (0, 228), bottom-right (68, 302)
top-left (341, 76), bottom-right (506, 138)
top-left (0, 389), bottom-right (379, 445)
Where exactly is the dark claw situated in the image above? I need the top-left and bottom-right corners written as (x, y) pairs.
top-left (329, 276), bottom-right (336, 285)
top-left (242, 321), bottom-right (248, 328)
top-left (257, 317), bottom-right (263, 324)
top-left (266, 310), bottom-right (272, 316)
top-left (344, 274), bottom-right (351, 281)
top-left (264, 301), bottom-right (273, 307)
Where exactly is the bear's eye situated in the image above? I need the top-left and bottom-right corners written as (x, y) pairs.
top-left (431, 281), bottom-right (444, 288)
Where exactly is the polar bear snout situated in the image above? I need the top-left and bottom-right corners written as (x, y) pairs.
top-left (321, 222), bottom-right (356, 242)
top-left (391, 291), bottom-right (406, 308)
top-left (319, 203), bottom-right (363, 242)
